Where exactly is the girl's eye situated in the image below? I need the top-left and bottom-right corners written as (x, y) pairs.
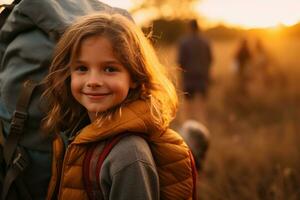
top-left (74, 65), bottom-right (88, 72)
top-left (104, 66), bottom-right (118, 73)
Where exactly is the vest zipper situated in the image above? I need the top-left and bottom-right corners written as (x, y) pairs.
top-left (57, 143), bottom-right (73, 199)
top-left (47, 135), bottom-right (65, 200)
top-left (52, 142), bottom-right (65, 200)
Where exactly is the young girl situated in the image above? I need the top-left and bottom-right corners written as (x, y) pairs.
top-left (43, 13), bottom-right (196, 200)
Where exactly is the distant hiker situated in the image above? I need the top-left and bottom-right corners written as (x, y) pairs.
top-left (233, 38), bottom-right (252, 94)
top-left (178, 19), bottom-right (213, 124)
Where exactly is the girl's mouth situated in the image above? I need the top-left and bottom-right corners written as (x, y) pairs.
top-left (83, 92), bottom-right (111, 100)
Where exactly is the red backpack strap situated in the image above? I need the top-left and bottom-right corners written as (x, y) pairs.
top-left (83, 143), bottom-right (98, 200)
top-left (188, 150), bottom-right (198, 200)
top-left (83, 133), bottom-right (136, 200)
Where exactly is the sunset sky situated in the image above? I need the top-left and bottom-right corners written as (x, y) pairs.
top-left (196, 0), bottom-right (300, 28)
top-left (100, 0), bottom-right (300, 29)
top-left (2, 0), bottom-right (300, 28)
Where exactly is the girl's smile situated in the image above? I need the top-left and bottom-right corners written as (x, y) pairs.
top-left (70, 35), bottom-right (135, 121)
top-left (82, 92), bottom-right (111, 101)
top-left (83, 92), bottom-right (110, 96)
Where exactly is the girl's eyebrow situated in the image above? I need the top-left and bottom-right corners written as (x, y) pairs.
top-left (73, 60), bottom-right (86, 65)
top-left (101, 60), bottom-right (122, 65)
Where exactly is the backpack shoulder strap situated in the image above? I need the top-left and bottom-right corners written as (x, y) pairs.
top-left (1, 80), bottom-right (39, 200)
top-left (3, 80), bottom-right (37, 165)
top-left (83, 133), bottom-right (135, 200)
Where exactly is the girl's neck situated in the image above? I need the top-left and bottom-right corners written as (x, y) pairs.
top-left (88, 112), bottom-right (97, 122)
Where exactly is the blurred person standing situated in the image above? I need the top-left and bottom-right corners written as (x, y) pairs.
top-left (177, 19), bottom-right (213, 124)
top-left (252, 38), bottom-right (271, 87)
top-left (233, 38), bottom-right (252, 94)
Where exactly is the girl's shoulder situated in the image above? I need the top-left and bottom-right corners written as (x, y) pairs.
top-left (97, 135), bottom-right (160, 200)
top-left (104, 134), bottom-right (155, 173)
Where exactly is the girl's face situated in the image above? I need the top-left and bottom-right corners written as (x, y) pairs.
top-left (70, 35), bottom-right (135, 122)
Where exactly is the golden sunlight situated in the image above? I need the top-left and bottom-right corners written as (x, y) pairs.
top-left (196, 0), bottom-right (300, 28)
top-left (99, 0), bottom-right (300, 29)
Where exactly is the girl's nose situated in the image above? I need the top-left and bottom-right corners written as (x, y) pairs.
top-left (86, 72), bottom-right (103, 88)
top-left (87, 82), bottom-right (101, 88)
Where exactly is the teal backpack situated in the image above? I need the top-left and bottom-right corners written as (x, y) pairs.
top-left (0, 1), bottom-right (131, 199)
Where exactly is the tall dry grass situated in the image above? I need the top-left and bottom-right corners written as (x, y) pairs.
top-left (156, 37), bottom-right (300, 200)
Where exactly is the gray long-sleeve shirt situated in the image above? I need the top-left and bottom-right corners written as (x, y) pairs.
top-left (91, 135), bottom-right (160, 200)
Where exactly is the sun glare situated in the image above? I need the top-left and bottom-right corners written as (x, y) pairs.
top-left (196, 0), bottom-right (300, 29)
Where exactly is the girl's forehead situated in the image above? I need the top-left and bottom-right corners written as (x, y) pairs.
top-left (71, 35), bottom-right (125, 63)
top-left (82, 35), bottom-right (118, 50)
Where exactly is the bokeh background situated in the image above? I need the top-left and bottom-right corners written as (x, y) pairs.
top-left (3, 0), bottom-right (300, 199)
top-left (102, 1), bottom-right (300, 199)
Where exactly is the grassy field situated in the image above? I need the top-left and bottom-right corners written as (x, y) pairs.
top-left (156, 37), bottom-right (300, 200)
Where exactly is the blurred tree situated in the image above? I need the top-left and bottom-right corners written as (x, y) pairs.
top-left (148, 19), bottom-right (186, 44)
top-left (130, 0), bottom-right (200, 18)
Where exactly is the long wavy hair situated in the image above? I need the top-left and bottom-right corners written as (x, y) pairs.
top-left (43, 13), bottom-right (178, 134)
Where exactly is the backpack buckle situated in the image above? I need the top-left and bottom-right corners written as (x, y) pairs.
top-left (10, 111), bottom-right (27, 133)
top-left (12, 151), bottom-right (28, 172)
top-left (13, 110), bottom-right (27, 120)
